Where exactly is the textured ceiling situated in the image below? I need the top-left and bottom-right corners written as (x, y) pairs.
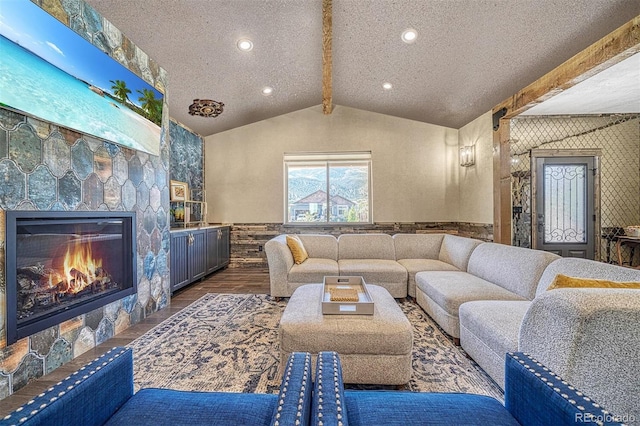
top-left (84, 0), bottom-right (640, 137)
top-left (521, 53), bottom-right (640, 116)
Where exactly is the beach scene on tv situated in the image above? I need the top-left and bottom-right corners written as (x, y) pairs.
top-left (0, 0), bottom-right (163, 156)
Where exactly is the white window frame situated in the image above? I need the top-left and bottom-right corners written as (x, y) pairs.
top-left (283, 151), bottom-right (372, 225)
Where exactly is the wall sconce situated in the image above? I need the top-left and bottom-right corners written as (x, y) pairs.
top-left (459, 146), bottom-right (475, 167)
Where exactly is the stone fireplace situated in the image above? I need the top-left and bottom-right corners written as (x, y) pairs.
top-left (0, 0), bottom-right (171, 399)
top-left (5, 211), bottom-right (137, 345)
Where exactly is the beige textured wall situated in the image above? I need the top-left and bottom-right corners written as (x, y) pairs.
top-left (457, 111), bottom-right (494, 224)
top-left (204, 105), bottom-right (460, 223)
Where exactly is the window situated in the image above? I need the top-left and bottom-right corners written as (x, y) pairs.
top-left (284, 152), bottom-right (372, 224)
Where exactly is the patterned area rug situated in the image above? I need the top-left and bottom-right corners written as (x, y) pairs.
top-left (128, 293), bottom-right (503, 400)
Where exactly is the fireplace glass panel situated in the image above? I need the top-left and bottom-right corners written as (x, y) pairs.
top-left (6, 212), bottom-right (136, 344)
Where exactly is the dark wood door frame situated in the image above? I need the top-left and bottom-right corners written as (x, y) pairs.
top-left (491, 16), bottom-right (640, 244)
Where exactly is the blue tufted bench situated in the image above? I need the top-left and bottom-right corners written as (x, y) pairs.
top-left (0, 347), bottom-right (313, 426)
top-left (311, 351), bottom-right (626, 426)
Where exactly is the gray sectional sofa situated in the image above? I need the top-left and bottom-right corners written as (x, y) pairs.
top-left (416, 242), bottom-right (560, 341)
top-left (265, 232), bottom-right (640, 420)
top-left (460, 257), bottom-right (640, 416)
top-left (266, 233), bottom-right (480, 298)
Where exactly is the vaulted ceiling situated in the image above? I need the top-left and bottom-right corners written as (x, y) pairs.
top-left (84, 0), bottom-right (640, 137)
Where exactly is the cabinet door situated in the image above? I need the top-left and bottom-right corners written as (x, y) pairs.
top-left (206, 228), bottom-right (219, 274)
top-left (218, 227), bottom-right (230, 267)
top-left (189, 230), bottom-right (207, 281)
top-left (170, 232), bottom-right (190, 291)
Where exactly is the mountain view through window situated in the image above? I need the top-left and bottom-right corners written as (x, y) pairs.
top-left (285, 153), bottom-right (371, 224)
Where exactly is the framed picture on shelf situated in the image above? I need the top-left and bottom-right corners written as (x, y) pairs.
top-left (170, 180), bottom-right (189, 201)
top-left (170, 205), bottom-right (185, 225)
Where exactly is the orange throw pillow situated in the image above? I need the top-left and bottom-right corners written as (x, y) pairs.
top-left (547, 274), bottom-right (640, 291)
top-left (286, 235), bottom-right (308, 264)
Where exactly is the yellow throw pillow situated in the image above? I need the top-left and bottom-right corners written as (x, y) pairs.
top-left (286, 235), bottom-right (308, 265)
top-left (547, 274), bottom-right (640, 291)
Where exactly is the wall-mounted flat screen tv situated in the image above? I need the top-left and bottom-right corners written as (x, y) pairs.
top-left (0, 0), bottom-right (163, 155)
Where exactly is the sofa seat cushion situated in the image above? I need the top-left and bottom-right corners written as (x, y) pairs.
top-left (106, 389), bottom-right (277, 426)
top-left (459, 300), bottom-right (531, 355)
top-left (416, 271), bottom-right (527, 316)
top-left (288, 258), bottom-right (339, 283)
top-left (459, 300), bottom-right (532, 388)
top-left (398, 258), bottom-right (459, 297)
top-left (338, 259), bottom-right (408, 285)
top-left (344, 391), bottom-right (519, 426)
top-left (398, 258), bottom-right (459, 274)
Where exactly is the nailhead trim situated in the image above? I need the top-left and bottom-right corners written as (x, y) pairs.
top-left (314, 352), bottom-right (344, 426)
top-left (514, 353), bottom-right (615, 424)
top-left (2, 347), bottom-right (127, 426)
top-left (273, 352), bottom-right (310, 426)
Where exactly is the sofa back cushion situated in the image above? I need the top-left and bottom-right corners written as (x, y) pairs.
top-left (298, 234), bottom-right (338, 261)
top-left (467, 243), bottom-right (560, 300)
top-left (393, 233), bottom-right (444, 260)
top-left (535, 257), bottom-right (640, 297)
top-left (439, 235), bottom-right (483, 271)
top-left (338, 234), bottom-right (396, 260)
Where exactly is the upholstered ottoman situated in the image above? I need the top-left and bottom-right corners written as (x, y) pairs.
top-left (279, 283), bottom-right (413, 385)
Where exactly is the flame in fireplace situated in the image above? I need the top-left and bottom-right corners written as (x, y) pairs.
top-left (61, 239), bottom-right (103, 293)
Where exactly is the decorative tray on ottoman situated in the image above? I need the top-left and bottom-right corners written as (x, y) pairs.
top-left (322, 276), bottom-right (374, 315)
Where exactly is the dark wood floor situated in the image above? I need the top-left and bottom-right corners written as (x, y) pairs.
top-left (0, 268), bottom-right (271, 415)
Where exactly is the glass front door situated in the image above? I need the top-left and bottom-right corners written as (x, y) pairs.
top-left (533, 156), bottom-right (596, 258)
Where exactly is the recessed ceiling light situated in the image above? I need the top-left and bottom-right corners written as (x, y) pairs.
top-left (237, 38), bottom-right (253, 51)
top-left (262, 86), bottom-right (273, 96)
top-left (382, 82), bottom-right (393, 90)
top-left (401, 28), bottom-right (417, 44)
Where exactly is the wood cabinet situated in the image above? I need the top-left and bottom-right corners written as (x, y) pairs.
top-left (206, 226), bottom-right (230, 274)
top-left (170, 231), bottom-right (190, 290)
top-left (219, 226), bottom-right (231, 268)
top-left (171, 226), bottom-right (230, 292)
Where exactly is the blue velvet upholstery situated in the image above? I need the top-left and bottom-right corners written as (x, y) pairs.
top-left (0, 347), bottom-right (133, 426)
top-left (313, 351), bottom-right (624, 426)
top-left (273, 351), bottom-right (313, 426)
top-left (505, 352), bottom-right (624, 426)
top-left (312, 352), bottom-right (518, 426)
top-left (312, 351), bottom-right (348, 426)
top-left (106, 389), bottom-right (278, 425)
top-left (2, 347), bottom-right (624, 426)
top-left (0, 348), bottom-right (313, 426)
top-left (345, 392), bottom-right (519, 426)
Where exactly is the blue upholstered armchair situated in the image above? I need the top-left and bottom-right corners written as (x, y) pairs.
top-left (0, 347), bottom-right (313, 426)
top-left (311, 351), bottom-right (627, 426)
top-left (2, 348), bottom-right (629, 426)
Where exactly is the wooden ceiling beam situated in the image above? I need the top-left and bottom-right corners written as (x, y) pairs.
top-left (322, 0), bottom-right (333, 114)
top-left (494, 15), bottom-right (640, 119)
top-left (491, 15), bottom-right (640, 245)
